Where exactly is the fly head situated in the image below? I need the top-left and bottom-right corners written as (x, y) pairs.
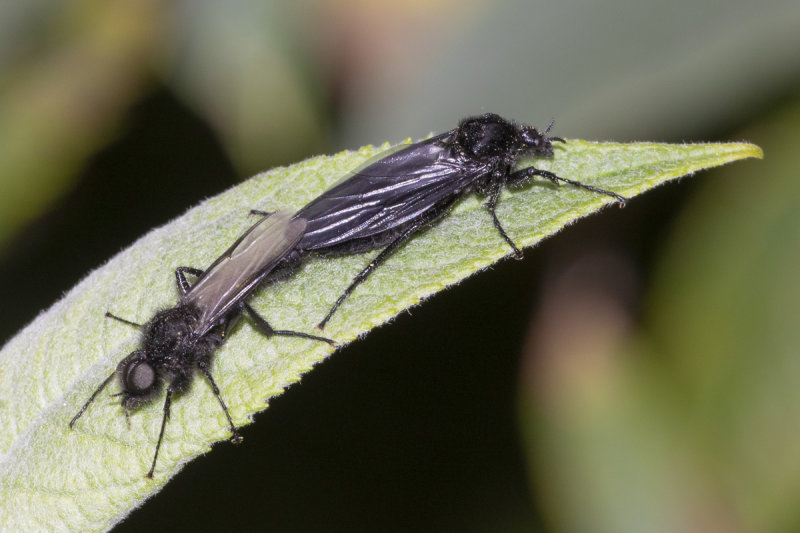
top-left (518, 126), bottom-right (552, 158)
top-left (116, 350), bottom-right (162, 411)
top-left (519, 119), bottom-right (565, 159)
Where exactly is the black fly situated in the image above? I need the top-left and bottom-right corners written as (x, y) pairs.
top-left (292, 113), bottom-right (626, 329)
top-left (69, 211), bottom-right (334, 478)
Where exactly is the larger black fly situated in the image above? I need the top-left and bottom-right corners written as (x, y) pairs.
top-left (69, 211), bottom-right (334, 478)
top-left (292, 113), bottom-right (626, 329)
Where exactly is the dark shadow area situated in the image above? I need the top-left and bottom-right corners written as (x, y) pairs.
top-left (0, 87), bottom-right (238, 344)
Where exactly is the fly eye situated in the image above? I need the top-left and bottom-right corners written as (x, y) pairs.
top-left (124, 360), bottom-right (156, 394)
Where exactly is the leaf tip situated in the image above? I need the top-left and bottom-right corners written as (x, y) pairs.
top-left (746, 143), bottom-right (764, 159)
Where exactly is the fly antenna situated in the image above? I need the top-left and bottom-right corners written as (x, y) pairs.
top-left (543, 119), bottom-right (565, 143)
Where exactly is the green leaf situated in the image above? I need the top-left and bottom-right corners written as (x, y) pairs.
top-left (0, 139), bottom-right (761, 531)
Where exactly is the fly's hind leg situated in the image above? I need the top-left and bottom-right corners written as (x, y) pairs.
top-left (243, 303), bottom-right (335, 346)
top-left (317, 210), bottom-right (446, 330)
top-left (175, 266), bottom-right (204, 295)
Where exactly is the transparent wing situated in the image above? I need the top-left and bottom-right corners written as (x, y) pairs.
top-left (184, 211), bottom-right (307, 333)
top-left (295, 130), bottom-right (486, 250)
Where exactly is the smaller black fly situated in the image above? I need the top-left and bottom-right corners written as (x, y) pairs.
top-left (292, 113), bottom-right (626, 329)
top-left (69, 211), bottom-right (334, 478)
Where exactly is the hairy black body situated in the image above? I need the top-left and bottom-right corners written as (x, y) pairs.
top-left (69, 212), bottom-right (334, 478)
top-left (115, 304), bottom-right (221, 411)
top-left (290, 113), bottom-right (625, 329)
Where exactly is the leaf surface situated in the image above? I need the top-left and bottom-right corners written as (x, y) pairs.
top-left (0, 139), bottom-right (762, 531)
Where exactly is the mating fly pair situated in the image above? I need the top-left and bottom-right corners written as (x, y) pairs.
top-left (293, 113), bottom-right (626, 329)
top-left (71, 113), bottom-right (625, 478)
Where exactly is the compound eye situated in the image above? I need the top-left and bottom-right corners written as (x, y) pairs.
top-left (124, 360), bottom-right (156, 394)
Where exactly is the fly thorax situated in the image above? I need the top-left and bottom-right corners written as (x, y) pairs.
top-left (456, 115), bottom-right (517, 161)
top-left (192, 330), bottom-right (225, 360)
top-left (143, 304), bottom-right (202, 362)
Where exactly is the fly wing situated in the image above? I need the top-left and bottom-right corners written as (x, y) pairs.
top-left (183, 211), bottom-right (307, 334)
top-left (295, 130), bottom-right (486, 250)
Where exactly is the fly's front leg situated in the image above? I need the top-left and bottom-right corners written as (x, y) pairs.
top-left (486, 178), bottom-right (523, 259)
top-left (78, 312), bottom-right (143, 427)
top-left (104, 312), bottom-right (142, 328)
top-left (508, 167), bottom-right (626, 206)
top-left (147, 386), bottom-right (174, 478)
top-left (69, 371), bottom-right (116, 428)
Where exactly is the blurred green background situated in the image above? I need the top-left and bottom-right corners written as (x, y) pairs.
top-left (0, 1), bottom-right (798, 531)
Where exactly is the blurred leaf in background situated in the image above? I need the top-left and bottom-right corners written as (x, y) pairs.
top-left (335, 0), bottom-right (800, 145)
top-left (0, 0), bottom-right (167, 248)
top-left (520, 101), bottom-right (799, 532)
top-left (0, 0), bottom-right (327, 253)
top-left (166, 1), bottom-right (327, 174)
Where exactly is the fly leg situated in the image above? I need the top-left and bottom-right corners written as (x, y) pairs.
top-left (70, 313), bottom-right (142, 427)
top-left (248, 209), bottom-right (275, 218)
top-left (147, 386), bottom-right (174, 478)
top-left (243, 303), bottom-right (335, 346)
top-left (508, 167), bottom-right (626, 206)
top-left (198, 363), bottom-right (243, 444)
top-left (486, 178), bottom-right (523, 259)
top-left (317, 210), bottom-right (444, 330)
top-left (69, 371), bottom-right (116, 428)
top-left (104, 312), bottom-right (143, 328)
top-left (175, 266), bottom-right (204, 295)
